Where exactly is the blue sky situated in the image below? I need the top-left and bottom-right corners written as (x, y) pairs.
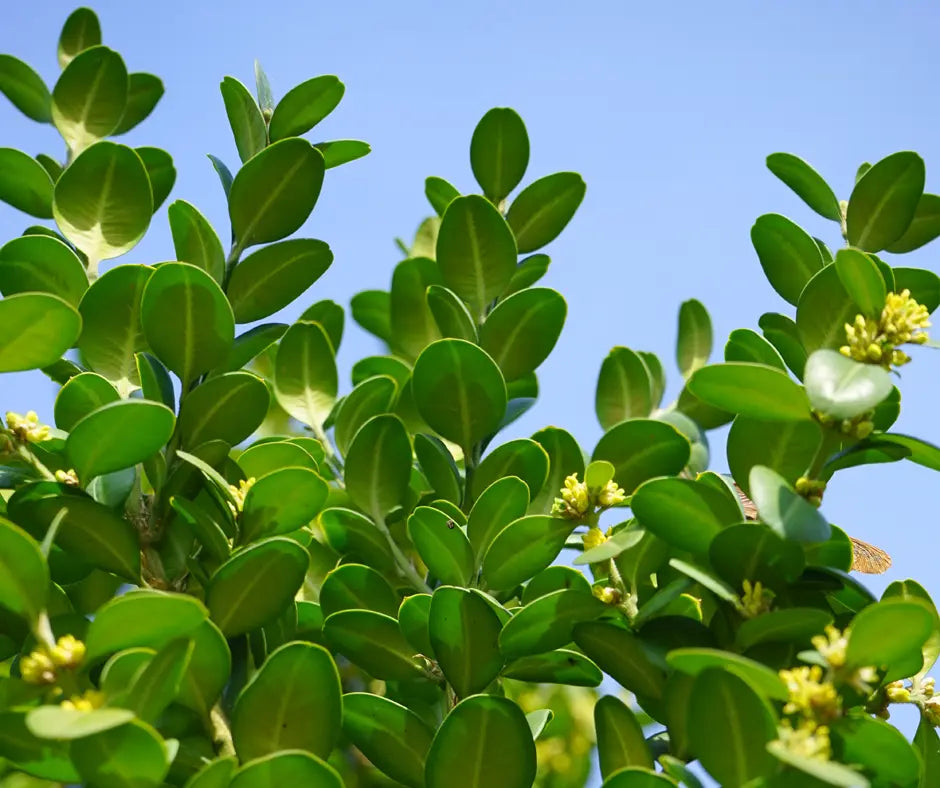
top-left (3, 0), bottom-right (940, 777)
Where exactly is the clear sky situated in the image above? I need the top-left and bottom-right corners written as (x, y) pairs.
top-left (3, 0), bottom-right (940, 779)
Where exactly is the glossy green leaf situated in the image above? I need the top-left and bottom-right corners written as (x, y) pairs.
top-left (530, 427), bottom-right (585, 514)
top-left (125, 637), bottom-right (193, 722)
top-left (836, 714), bottom-right (920, 787)
top-left (750, 213), bottom-right (824, 306)
top-left (398, 593), bottom-right (434, 657)
top-left (230, 751), bottom-right (342, 788)
top-left (344, 414), bottom-right (411, 522)
top-left (389, 256), bottom-right (443, 357)
top-left (343, 693), bottom-right (434, 788)
top-left (834, 247), bottom-right (886, 319)
top-left (470, 107), bottom-right (529, 203)
top-left (25, 706), bottom-right (134, 741)
top-left (52, 46), bottom-right (127, 154)
top-left (736, 607), bottom-right (832, 650)
top-left (436, 195), bottom-right (517, 319)
top-left (168, 200), bottom-right (225, 284)
top-left (846, 600), bottom-right (934, 681)
top-left (113, 72), bottom-right (164, 135)
top-left (323, 609), bottom-right (424, 680)
top-left (687, 363), bottom-right (810, 421)
top-left (178, 371), bottom-right (269, 448)
top-left (207, 154), bottom-right (234, 198)
top-left (136, 351), bottom-right (174, 409)
top-left (269, 75), bottom-right (344, 141)
top-left (408, 506), bottom-right (474, 586)
top-left (229, 138), bottom-right (325, 249)
top-left (241, 467), bottom-right (327, 543)
top-left (709, 524), bottom-right (805, 591)
top-left (502, 648), bottom-right (602, 686)
top-left (136, 146), bottom-right (176, 212)
top-left (57, 7), bottom-right (101, 68)
top-left (319, 508), bottom-right (394, 571)
top-left (595, 347), bottom-right (654, 429)
top-left (883, 579), bottom-right (940, 676)
top-left (480, 287), bottom-right (566, 381)
top-left (412, 339), bottom-right (507, 451)
top-left (482, 515), bottom-right (574, 590)
top-left (724, 328), bottom-right (786, 370)
top-left (141, 262), bottom-right (234, 385)
top-left (766, 153), bottom-right (841, 221)
top-left (78, 264), bottom-right (151, 393)
top-left (506, 172), bottom-right (586, 253)
top-left (467, 476), bottom-right (530, 564)
top-left (592, 419), bottom-right (690, 494)
top-left (505, 253), bottom-right (551, 297)
top-left (426, 283), bottom-right (476, 342)
top-left (668, 648), bottom-right (787, 701)
top-left (0, 235), bottom-right (87, 307)
top-left (0, 293), bottom-right (81, 372)
top-left (803, 349), bottom-right (893, 419)
top-left (0, 148), bottom-right (54, 218)
top-left (314, 139), bottom-right (371, 169)
top-left (523, 566), bottom-right (592, 603)
top-left (299, 300), bottom-right (344, 352)
top-left (414, 433), bottom-right (462, 505)
top-left (220, 77), bottom-right (266, 164)
top-left (688, 670), bottom-right (776, 786)
top-left (332, 376), bottom-right (396, 455)
top-left (0, 54), bottom-right (52, 122)
top-left (429, 586), bottom-right (504, 696)
top-left (595, 695), bottom-right (654, 778)
top-left (425, 695), bottom-right (536, 788)
top-left (425, 176), bottom-right (460, 216)
top-left (319, 563), bottom-right (399, 618)
top-left (0, 518), bottom-right (47, 625)
top-left (53, 142), bottom-right (151, 266)
top-left (470, 439), bottom-right (549, 502)
top-left (676, 298), bottom-right (712, 377)
top-left (170, 497), bottom-right (230, 564)
top-left (229, 239), bottom-right (333, 323)
top-left (350, 290), bottom-right (392, 343)
top-left (176, 620), bottom-right (232, 719)
top-left (273, 320), bottom-right (338, 430)
top-left (65, 400), bottom-right (174, 481)
top-left (885, 193), bottom-right (940, 253)
top-left (758, 313), bottom-right (807, 379)
top-left (727, 416), bottom-right (821, 496)
top-left (231, 642), bottom-right (341, 761)
top-left (184, 757), bottom-right (237, 788)
top-left (894, 267), bottom-right (940, 314)
top-left (573, 621), bottom-right (666, 700)
top-left (847, 151), bottom-right (925, 252)
top-left (216, 323), bottom-right (287, 375)
top-left (796, 263), bottom-right (859, 355)
top-left (499, 588), bottom-right (604, 658)
top-left (207, 537), bottom-right (309, 637)
top-left (748, 465), bottom-right (830, 543)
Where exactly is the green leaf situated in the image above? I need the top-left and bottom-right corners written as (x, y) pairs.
top-left (229, 138), bottom-right (325, 249)
top-left (676, 299), bottom-right (712, 377)
top-left (0, 54), bottom-right (52, 122)
top-left (229, 239), bottom-right (333, 323)
top-left (846, 600), bottom-right (934, 681)
top-left (350, 290), bottom-right (392, 343)
top-left (709, 524), bottom-right (805, 591)
top-left (332, 376), bottom-right (396, 456)
top-left (269, 75), bottom-right (344, 141)
top-left (631, 477), bottom-right (741, 556)
top-left (65, 400), bottom-right (174, 482)
top-left (344, 414), bottom-right (412, 522)
top-left (592, 419), bottom-right (690, 494)
top-left (425, 695), bottom-right (536, 788)
top-left (467, 476), bottom-right (530, 564)
top-left (595, 347), bottom-right (655, 430)
top-left (184, 758), bottom-right (237, 788)
top-left (230, 752), bottom-right (342, 788)
top-left (408, 507), bottom-right (474, 586)
top-left (0, 234), bottom-right (87, 307)
top-left (885, 193), bottom-right (940, 253)
top-left (414, 433), bottom-right (462, 505)
top-left (750, 214), bottom-right (824, 306)
top-left (126, 637), bottom-right (193, 722)
top-left (895, 267), bottom-right (940, 313)
top-left (57, 7), bottom-right (101, 68)
top-left (170, 497), bottom-right (230, 564)
top-left (300, 300), bottom-right (344, 351)
top-left (241, 467), bottom-right (327, 543)
top-left (748, 465), bottom-right (830, 543)
top-left (595, 695), bottom-right (654, 778)
top-left (53, 142), bottom-right (152, 266)
top-left (914, 716), bottom-right (940, 787)
top-left (429, 586), bottom-right (504, 696)
top-left (52, 46), bottom-right (127, 154)
top-left (220, 77), bottom-right (266, 164)
top-left (207, 154), bottom-right (234, 198)
top-left (231, 642), bottom-right (341, 761)
top-left (412, 339), bottom-right (507, 452)
top-left (323, 609), bottom-right (424, 680)
top-left (724, 328), bottom-right (785, 371)
top-left (688, 670), bottom-right (776, 786)
top-left (425, 176), bottom-right (460, 216)
top-left (602, 768), bottom-right (678, 787)
top-left (502, 649), bottom-right (602, 686)
top-left (482, 515), bottom-right (576, 590)
top-left (505, 253), bottom-right (551, 297)
top-left (470, 438), bottom-right (549, 502)
top-left (141, 262), bottom-right (234, 385)
top-left (687, 363), bottom-right (810, 421)
top-left (343, 693), bottom-right (434, 788)
top-left (136, 146), bottom-right (176, 212)
top-left (470, 107), bottom-right (529, 203)
top-left (498, 588), bottom-right (604, 659)
top-left (436, 195), bottom-right (517, 320)
top-left (207, 537), bottom-right (309, 637)
top-left (168, 200), bottom-right (225, 284)
top-left (0, 518), bottom-right (47, 625)
top-left (883, 579), bottom-right (940, 676)
top-left (26, 706), bottom-right (135, 743)
top-left (319, 563), bottom-right (399, 618)
top-left (78, 264), bottom-right (151, 393)
top-left (767, 742), bottom-right (869, 787)
top-left (215, 324), bottom-right (287, 375)
top-left (113, 72), bottom-right (164, 135)
top-left (177, 620), bottom-right (232, 719)
top-left (398, 593), bottom-right (434, 657)
top-left (85, 589), bottom-right (207, 662)
top-left (426, 283), bottom-right (476, 342)
top-left (835, 714), bottom-right (920, 787)
top-left (803, 349), bottom-right (893, 419)
top-left (736, 607), bottom-right (832, 651)
top-left (667, 648), bottom-right (787, 701)
top-left (834, 248), bottom-right (887, 319)
top-left (797, 262), bottom-right (859, 354)
top-left (389, 257), bottom-right (443, 358)
top-left (759, 312), bottom-right (808, 378)
top-left (480, 287), bottom-right (566, 381)
top-left (314, 139), bottom-right (371, 169)
top-left (0, 293), bottom-right (81, 372)
top-left (0, 148), bottom-right (54, 218)
top-left (530, 427), bottom-right (585, 515)
top-left (178, 371), bottom-right (269, 448)
top-left (253, 60), bottom-right (274, 114)
top-left (573, 621), bottom-right (666, 700)
top-left (273, 320), bottom-right (338, 430)
top-left (319, 508), bottom-right (394, 571)
top-left (506, 172), bottom-right (586, 253)
top-left (847, 151), bottom-right (925, 252)
top-left (727, 416), bottom-right (821, 496)
top-left (765, 153), bottom-right (841, 221)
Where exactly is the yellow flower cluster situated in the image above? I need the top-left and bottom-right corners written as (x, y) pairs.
top-left (811, 625), bottom-right (879, 693)
top-left (597, 480), bottom-right (626, 508)
top-left (54, 468), bottom-right (80, 486)
top-left (582, 527), bottom-right (607, 551)
top-left (780, 666), bottom-right (841, 722)
top-left (60, 689), bottom-right (105, 712)
top-left (884, 676), bottom-right (940, 725)
top-left (739, 579), bottom-right (774, 618)
top-left (551, 473), bottom-right (625, 520)
top-left (592, 585), bottom-right (622, 605)
top-left (227, 477), bottom-right (256, 516)
top-left (776, 718), bottom-right (832, 761)
top-left (5, 411), bottom-right (50, 443)
top-left (20, 635), bottom-right (86, 685)
top-left (840, 289), bottom-right (930, 369)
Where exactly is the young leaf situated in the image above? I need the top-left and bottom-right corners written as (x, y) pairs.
top-left (0, 518), bottom-right (48, 626)
top-left (220, 77), bottom-right (266, 163)
top-left (0, 54), bottom-right (52, 122)
top-left (269, 75), bottom-right (345, 141)
top-left (847, 152), bottom-right (925, 252)
top-left (273, 320), bottom-right (338, 430)
top-left (765, 153), bottom-right (842, 221)
top-left (390, 257), bottom-right (443, 358)
top-left (52, 46), bottom-right (127, 154)
top-left (0, 148), bottom-right (54, 218)
top-left (168, 200), bottom-right (226, 284)
top-left (113, 72), bottom-right (164, 135)
top-left (344, 414), bottom-right (412, 522)
top-left (595, 347), bottom-right (655, 430)
top-left (724, 328), bottom-right (785, 371)
top-left (834, 248), bottom-right (886, 318)
top-left (803, 349), bottom-right (893, 420)
top-left (676, 298), bottom-right (712, 377)
top-left (750, 214), bottom-right (824, 306)
top-left (687, 363), bottom-right (810, 421)
top-left (314, 139), bottom-right (371, 169)
top-left (57, 8), bottom-right (102, 69)
top-left (0, 235), bottom-right (87, 308)
top-left (506, 172), bottom-right (586, 253)
top-left (594, 695), bottom-right (654, 778)
top-left (425, 176), bottom-right (460, 216)
top-left (0, 293), bottom-right (81, 373)
top-left (470, 107), bottom-right (530, 204)
top-left (748, 465), bottom-right (830, 543)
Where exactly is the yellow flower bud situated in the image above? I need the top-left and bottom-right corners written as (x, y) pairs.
top-left (597, 480), bottom-right (626, 508)
top-left (582, 527), bottom-right (607, 551)
top-left (49, 635), bottom-right (86, 669)
top-left (5, 410), bottom-right (50, 443)
top-left (54, 469), bottom-right (80, 486)
top-left (20, 651), bottom-right (57, 685)
top-left (227, 477), bottom-right (256, 516)
top-left (60, 689), bottom-right (105, 712)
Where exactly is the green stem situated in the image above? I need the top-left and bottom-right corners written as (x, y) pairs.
top-left (40, 508), bottom-right (69, 556)
top-left (222, 241), bottom-right (245, 291)
top-left (461, 442), bottom-right (481, 514)
top-left (33, 612), bottom-right (56, 651)
top-left (312, 423), bottom-right (344, 480)
top-left (374, 513), bottom-right (431, 593)
top-left (807, 429), bottom-right (842, 480)
top-left (16, 445), bottom-right (56, 482)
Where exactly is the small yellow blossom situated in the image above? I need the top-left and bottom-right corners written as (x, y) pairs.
top-left (739, 579), bottom-right (774, 618)
top-left (779, 665), bottom-right (840, 722)
top-left (60, 689), bottom-right (105, 712)
top-left (886, 680), bottom-right (911, 704)
top-left (552, 473), bottom-right (591, 520)
top-left (925, 696), bottom-right (940, 727)
top-left (811, 625), bottom-right (849, 670)
top-left (597, 480), bottom-right (626, 508)
top-left (54, 468), bottom-right (80, 486)
top-left (840, 290), bottom-right (930, 369)
top-left (5, 411), bottom-right (50, 443)
top-left (582, 527), bottom-right (608, 551)
top-left (227, 477), bottom-right (256, 516)
top-left (49, 635), bottom-right (86, 669)
top-left (592, 585), bottom-right (622, 605)
top-left (776, 718), bottom-right (832, 761)
top-left (19, 650), bottom-right (57, 685)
